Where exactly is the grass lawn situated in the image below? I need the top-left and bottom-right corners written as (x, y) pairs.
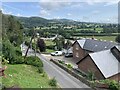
top-left (45, 40), bottom-right (55, 46)
top-left (2, 64), bottom-right (57, 88)
top-left (81, 36), bottom-right (116, 42)
top-left (46, 49), bottom-right (55, 53)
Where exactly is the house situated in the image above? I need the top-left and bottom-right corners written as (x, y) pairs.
top-left (72, 38), bottom-right (117, 62)
top-left (76, 46), bottom-right (120, 81)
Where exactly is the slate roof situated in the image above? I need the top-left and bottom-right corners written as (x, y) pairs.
top-left (76, 39), bottom-right (117, 52)
top-left (76, 48), bottom-right (120, 78)
top-left (89, 49), bottom-right (120, 78)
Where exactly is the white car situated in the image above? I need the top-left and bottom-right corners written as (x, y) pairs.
top-left (51, 51), bottom-right (63, 56)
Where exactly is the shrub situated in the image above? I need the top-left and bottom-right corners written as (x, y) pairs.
top-left (49, 77), bottom-right (57, 86)
top-left (104, 80), bottom-right (120, 90)
top-left (41, 72), bottom-right (47, 77)
top-left (38, 67), bottom-right (43, 73)
top-left (2, 40), bottom-right (22, 64)
top-left (25, 56), bottom-right (43, 67)
top-left (15, 47), bottom-right (22, 56)
top-left (99, 79), bottom-right (120, 90)
top-left (66, 63), bottom-right (73, 69)
top-left (86, 70), bottom-right (95, 81)
top-left (109, 81), bottom-right (120, 90)
top-left (58, 60), bottom-right (65, 64)
top-left (15, 56), bottom-right (25, 64)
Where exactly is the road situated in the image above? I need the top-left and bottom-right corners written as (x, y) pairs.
top-left (41, 54), bottom-right (78, 68)
top-left (22, 44), bottom-right (91, 88)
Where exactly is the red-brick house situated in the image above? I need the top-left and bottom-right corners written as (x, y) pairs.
top-left (72, 39), bottom-right (117, 63)
top-left (76, 46), bottom-right (120, 81)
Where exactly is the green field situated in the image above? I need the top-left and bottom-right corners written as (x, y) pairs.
top-left (2, 64), bottom-right (57, 88)
top-left (45, 40), bottom-right (55, 46)
top-left (80, 36), bottom-right (116, 42)
top-left (46, 49), bottom-right (55, 53)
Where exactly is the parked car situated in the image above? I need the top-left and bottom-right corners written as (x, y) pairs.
top-left (51, 51), bottom-right (63, 56)
top-left (65, 53), bottom-right (73, 57)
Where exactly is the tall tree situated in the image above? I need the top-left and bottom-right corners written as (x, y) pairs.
top-left (37, 38), bottom-right (46, 52)
top-left (53, 35), bottom-right (65, 50)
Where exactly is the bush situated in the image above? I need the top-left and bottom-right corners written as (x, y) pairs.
top-left (38, 67), bottom-right (43, 73)
top-left (66, 63), bottom-right (73, 69)
top-left (86, 70), bottom-right (95, 81)
top-left (58, 60), bottom-right (65, 64)
top-left (41, 72), bottom-right (47, 77)
top-left (25, 56), bottom-right (43, 67)
top-left (49, 77), bottom-right (57, 86)
top-left (99, 79), bottom-right (120, 90)
top-left (2, 40), bottom-right (23, 64)
top-left (109, 80), bottom-right (120, 90)
top-left (14, 56), bottom-right (25, 64)
top-left (15, 47), bottom-right (22, 56)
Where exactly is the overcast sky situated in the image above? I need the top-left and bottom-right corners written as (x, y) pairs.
top-left (1, 0), bottom-right (119, 23)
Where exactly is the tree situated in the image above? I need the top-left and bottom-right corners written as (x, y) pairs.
top-left (2, 14), bottom-right (23, 46)
top-left (37, 38), bottom-right (46, 52)
top-left (53, 35), bottom-right (65, 50)
top-left (64, 40), bottom-right (72, 49)
top-left (115, 35), bottom-right (120, 43)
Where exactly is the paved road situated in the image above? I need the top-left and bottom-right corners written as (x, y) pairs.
top-left (41, 54), bottom-right (78, 68)
top-left (22, 44), bottom-right (91, 88)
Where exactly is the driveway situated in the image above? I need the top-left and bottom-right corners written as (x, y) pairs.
top-left (22, 44), bottom-right (91, 88)
top-left (41, 54), bottom-right (78, 68)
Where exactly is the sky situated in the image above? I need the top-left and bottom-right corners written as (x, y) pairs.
top-left (0, 0), bottom-right (119, 23)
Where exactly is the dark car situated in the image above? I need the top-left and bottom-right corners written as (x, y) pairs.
top-left (65, 53), bottom-right (73, 57)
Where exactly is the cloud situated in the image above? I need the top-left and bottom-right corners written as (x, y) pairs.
top-left (1, 8), bottom-right (12, 15)
top-left (16, 13), bottom-right (22, 17)
top-left (39, 0), bottom-right (119, 5)
top-left (67, 13), bottom-right (72, 16)
top-left (39, 0), bottom-right (119, 14)
top-left (40, 0), bottom-right (72, 11)
top-left (40, 9), bottom-right (50, 16)
top-left (104, 1), bottom-right (118, 6)
top-left (81, 0), bottom-right (119, 6)
top-left (53, 16), bottom-right (60, 19)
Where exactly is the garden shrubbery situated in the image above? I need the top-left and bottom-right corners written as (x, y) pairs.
top-left (49, 77), bottom-right (57, 86)
top-left (25, 56), bottom-right (43, 67)
top-left (2, 40), bottom-right (22, 64)
top-left (58, 60), bottom-right (65, 64)
top-left (2, 40), bottom-right (43, 69)
top-left (66, 63), bottom-right (73, 69)
top-left (99, 79), bottom-right (120, 90)
top-left (38, 67), bottom-right (43, 73)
